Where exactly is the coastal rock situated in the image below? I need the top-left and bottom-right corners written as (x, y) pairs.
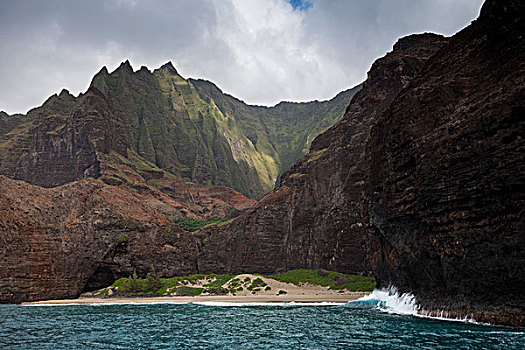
top-left (197, 34), bottom-right (448, 275)
top-left (0, 175), bottom-right (200, 303)
top-left (367, 0), bottom-right (525, 327)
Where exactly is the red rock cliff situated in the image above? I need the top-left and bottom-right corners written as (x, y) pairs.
top-left (0, 176), bottom-right (200, 303)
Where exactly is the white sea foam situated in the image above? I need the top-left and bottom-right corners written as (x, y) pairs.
top-left (355, 286), bottom-right (488, 325)
top-left (358, 286), bottom-right (419, 316)
top-left (192, 301), bottom-right (345, 307)
top-left (26, 303), bottom-right (86, 307)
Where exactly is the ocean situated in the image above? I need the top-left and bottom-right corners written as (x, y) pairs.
top-left (1, 292), bottom-right (524, 349)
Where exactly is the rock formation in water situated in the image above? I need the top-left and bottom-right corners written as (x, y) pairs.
top-left (367, 0), bottom-right (525, 327)
top-left (197, 34), bottom-right (448, 275)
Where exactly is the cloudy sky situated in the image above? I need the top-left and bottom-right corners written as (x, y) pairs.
top-left (0, 0), bottom-right (484, 114)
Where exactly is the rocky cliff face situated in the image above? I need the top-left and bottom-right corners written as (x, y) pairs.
top-left (367, 0), bottom-right (525, 327)
top-left (0, 63), bottom-right (358, 199)
top-left (13, 88), bottom-right (115, 187)
top-left (0, 175), bottom-right (200, 303)
top-left (0, 33), bottom-right (444, 303)
top-left (0, 57), bottom-right (355, 303)
top-left (197, 34), bottom-right (448, 275)
top-left (2, 1), bottom-right (522, 328)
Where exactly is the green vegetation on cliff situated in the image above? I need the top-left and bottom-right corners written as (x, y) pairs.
top-left (0, 61), bottom-right (359, 199)
top-left (190, 79), bottom-right (361, 181)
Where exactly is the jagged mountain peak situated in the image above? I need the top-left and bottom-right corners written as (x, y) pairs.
top-left (97, 59), bottom-right (134, 77)
top-left (58, 88), bottom-right (74, 99)
top-left (0, 58), bottom-right (359, 199)
top-left (154, 61), bottom-right (185, 82)
top-left (118, 59), bottom-right (133, 72)
top-left (59, 88), bottom-right (69, 96)
top-left (158, 61), bottom-right (179, 73)
top-left (94, 61), bottom-right (180, 82)
top-left (97, 66), bottom-right (110, 75)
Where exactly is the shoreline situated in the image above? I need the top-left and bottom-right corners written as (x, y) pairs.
top-left (22, 292), bottom-right (369, 306)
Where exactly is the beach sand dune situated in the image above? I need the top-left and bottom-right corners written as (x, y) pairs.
top-left (23, 274), bottom-right (369, 305)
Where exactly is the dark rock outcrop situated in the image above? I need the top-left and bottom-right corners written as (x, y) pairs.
top-left (197, 34), bottom-right (448, 275)
top-left (13, 88), bottom-right (116, 187)
top-left (367, 0), bottom-right (525, 327)
top-left (0, 175), bottom-right (200, 303)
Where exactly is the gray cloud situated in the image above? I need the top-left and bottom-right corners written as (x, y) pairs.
top-left (0, 0), bottom-right (484, 114)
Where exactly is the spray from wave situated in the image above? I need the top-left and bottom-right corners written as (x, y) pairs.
top-left (357, 286), bottom-right (419, 315)
top-left (354, 286), bottom-right (485, 325)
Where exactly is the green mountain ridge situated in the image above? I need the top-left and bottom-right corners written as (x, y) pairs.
top-left (0, 60), bottom-right (360, 199)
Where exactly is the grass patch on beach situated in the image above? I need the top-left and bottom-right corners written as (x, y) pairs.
top-left (111, 272), bottom-right (235, 296)
top-left (247, 278), bottom-right (267, 291)
top-left (264, 269), bottom-right (375, 292)
top-left (203, 274), bottom-right (233, 288)
top-left (176, 286), bottom-right (204, 296)
top-left (106, 269), bottom-right (374, 296)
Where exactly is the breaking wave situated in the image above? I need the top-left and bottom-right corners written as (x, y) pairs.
top-left (354, 286), bottom-right (487, 325)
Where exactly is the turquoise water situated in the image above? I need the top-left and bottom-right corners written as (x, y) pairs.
top-left (1, 300), bottom-right (524, 349)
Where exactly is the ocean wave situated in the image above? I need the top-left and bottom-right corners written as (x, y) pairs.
top-left (352, 286), bottom-right (489, 325)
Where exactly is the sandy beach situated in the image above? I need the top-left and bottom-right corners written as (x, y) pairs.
top-left (23, 273), bottom-right (370, 305)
